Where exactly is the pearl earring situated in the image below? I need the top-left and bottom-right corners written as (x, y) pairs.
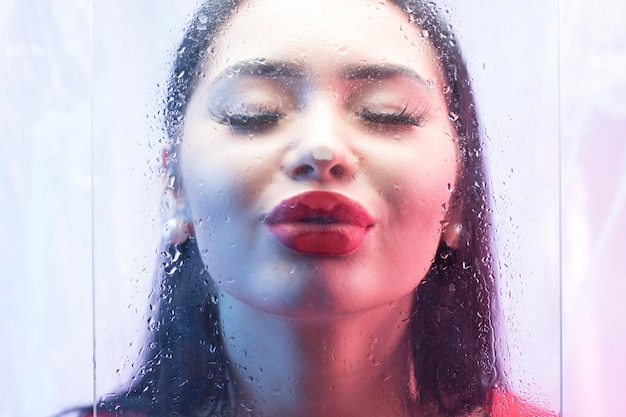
top-left (443, 222), bottom-right (462, 250)
top-left (162, 216), bottom-right (193, 245)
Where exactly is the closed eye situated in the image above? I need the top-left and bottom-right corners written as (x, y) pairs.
top-left (212, 106), bottom-right (284, 134)
top-left (356, 105), bottom-right (426, 127)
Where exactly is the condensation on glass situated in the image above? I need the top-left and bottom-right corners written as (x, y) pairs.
top-left (92, 1), bottom-right (560, 416)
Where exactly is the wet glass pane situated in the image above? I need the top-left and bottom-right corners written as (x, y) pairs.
top-left (93, 1), bottom-right (560, 416)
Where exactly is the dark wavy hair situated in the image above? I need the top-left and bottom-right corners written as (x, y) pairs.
top-left (90, 1), bottom-right (501, 416)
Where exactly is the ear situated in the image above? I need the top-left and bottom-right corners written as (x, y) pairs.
top-left (161, 146), bottom-right (178, 187)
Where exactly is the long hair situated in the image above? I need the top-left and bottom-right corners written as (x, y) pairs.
top-left (95, 1), bottom-right (500, 415)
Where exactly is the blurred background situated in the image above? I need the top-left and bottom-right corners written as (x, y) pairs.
top-left (0, 0), bottom-right (624, 416)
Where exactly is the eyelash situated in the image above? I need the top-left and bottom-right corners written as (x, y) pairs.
top-left (214, 106), bottom-right (284, 133)
top-left (356, 105), bottom-right (426, 128)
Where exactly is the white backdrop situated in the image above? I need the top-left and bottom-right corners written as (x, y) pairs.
top-left (1, 0), bottom-right (625, 416)
top-left (0, 0), bottom-right (92, 416)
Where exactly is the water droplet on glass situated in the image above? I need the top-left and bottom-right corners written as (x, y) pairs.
top-left (368, 353), bottom-right (381, 366)
top-left (240, 402), bottom-right (255, 412)
top-left (448, 112), bottom-right (459, 121)
top-left (289, 265), bottom-right (296, 274)
top-left (172, 247), bottom-right (182, 263)
top-left (336, 45), bottom-right (349, 56)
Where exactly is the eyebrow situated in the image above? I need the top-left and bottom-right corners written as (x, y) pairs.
top-left (210, 60), bottom-right (428, 88)
top-left (210, 60), bottom-right (305, 87)
top-left (343, 63), bottom-right (429, 86)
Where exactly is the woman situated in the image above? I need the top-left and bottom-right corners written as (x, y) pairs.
top-left (80, 0), bottom-right (555, 416)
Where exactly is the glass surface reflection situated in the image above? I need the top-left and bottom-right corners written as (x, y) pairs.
top-left (85, 1), bottom-right (559, 416)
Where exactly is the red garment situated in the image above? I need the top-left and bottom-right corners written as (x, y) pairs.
top-left (489, 387), bottom-right (559, 417)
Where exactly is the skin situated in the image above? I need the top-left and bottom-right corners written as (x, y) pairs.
top-left (179, 0), bottom-right (459, 415)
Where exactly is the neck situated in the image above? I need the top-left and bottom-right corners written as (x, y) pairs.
top-left (218, 291), bottom-right (420, 417)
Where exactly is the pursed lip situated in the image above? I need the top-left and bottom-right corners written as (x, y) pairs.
top-left (264, 191), bottom-right (374, 255)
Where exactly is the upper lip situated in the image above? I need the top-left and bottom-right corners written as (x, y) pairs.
top-left (265, 191), bottom-right (374, 227)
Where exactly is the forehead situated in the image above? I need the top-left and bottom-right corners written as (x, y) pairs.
top-left (202, 0), bottom-right (443, 83)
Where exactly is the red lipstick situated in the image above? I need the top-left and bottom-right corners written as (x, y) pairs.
top-left (265, 191), bottom-right (374, 255)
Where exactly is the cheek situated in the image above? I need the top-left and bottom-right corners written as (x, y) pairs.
top-left (180, 166), bottom-right (256, 285)
top-left (181, 158), bottom-right (237, 224)
top-left (379, 157), bottom-right (457, 286)
top-left (178, 140), bottom-right (281, 267)
top-left (381, 147), bottom-right (457, 216)
top-left (394, 180), bottom-right (450, 242)
top-left (181, 139), bottom-right (274, 215)
top-left (379, 146), bottom-right (459, 258)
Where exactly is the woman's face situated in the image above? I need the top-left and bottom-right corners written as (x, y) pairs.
top-left (180, 0), bottom-right (459, 318)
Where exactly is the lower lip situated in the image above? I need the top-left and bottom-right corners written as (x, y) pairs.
top-left (269, 223), bottom-right (369, 256)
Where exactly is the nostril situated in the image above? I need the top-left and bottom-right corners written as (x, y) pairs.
top-left (286, 145), bottom-right (357, 181)
top-left (294, 164), bottom-right (315, 177)
top-left (330, 165), bottom-right (344, 178)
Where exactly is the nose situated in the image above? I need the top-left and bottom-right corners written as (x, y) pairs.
top-left (283, 105), bottom-right (358, 183)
